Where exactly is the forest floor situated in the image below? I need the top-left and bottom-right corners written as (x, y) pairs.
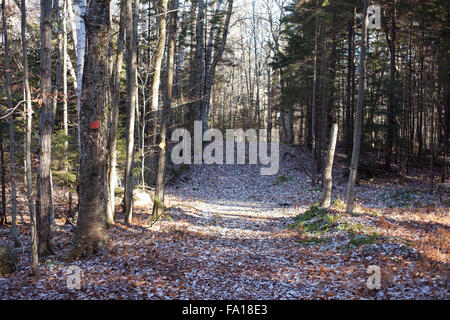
top-left (0, 145), bottom-right (449, 299)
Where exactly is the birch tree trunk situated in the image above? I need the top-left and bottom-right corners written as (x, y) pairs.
top-left (73, 0), bottom-right (86, 151)
top-left (70, 0), bottom-right (111, 259)
top-left (321, 121), bottom-right (338, 208)
top-left (346, 0), bottom-right (369, 215)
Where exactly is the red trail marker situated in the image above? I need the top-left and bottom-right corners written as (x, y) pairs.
top-left (91, 121), bottom-right (100, 130)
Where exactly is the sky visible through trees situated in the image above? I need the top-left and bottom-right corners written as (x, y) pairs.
top-left (0, 0), bottom-right (448, 301)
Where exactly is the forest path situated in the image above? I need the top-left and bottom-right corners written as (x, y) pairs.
top-left (157, 145), bottom-right (359, 299)
top-left (2, 146), bottom-right (446, 299)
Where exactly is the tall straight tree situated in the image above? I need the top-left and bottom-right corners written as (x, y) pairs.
top-left (37, 0), bottom-right (54, 256)
top-left (2, 0), bottom-right (19, 246)
top-left (385, 0), bottom-right (397, 169)
top-left (20, 0), bottom-right (39, 275)
top-left (151, 0), bottom-right (169, 113)
top-left (311, 1), bottom-right (318, 158)
top-left (73, 0), bottom-right (86, 150)
top-left (107, 0), bottom-right (126, 226)
top-left (62, 0), bottom-right (68, 165)
top-left (346, 0), bottom-right (369, 215)
top-left (202, 0), bottom-right (233, 132)
top-left (124, 0), bottom-right (139, 224)
top-left (192, 0), bottom-right (204, 123)
top-left (152, 0), bottom-right (168, 115)
top-left (70, 0), bottom-right (111, 258)
top-left (153, 0), bottom-right (177, 217)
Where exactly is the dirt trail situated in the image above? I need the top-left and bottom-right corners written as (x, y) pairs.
top-left (0, 145), bottom-right (447, 299)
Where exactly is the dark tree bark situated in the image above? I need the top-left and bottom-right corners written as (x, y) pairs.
top-left (37, 0), bottom-right (54, 257)
top-left (69, 0), bottom-right (111, 259)
top-left (385, 0), bottom-right (397, 169)
top-left (2, 0), bottom-right (19, 246)
top-left (0, 123), bottom-right (6, 226)
top-left (311, 5), bottom-right (318, 157)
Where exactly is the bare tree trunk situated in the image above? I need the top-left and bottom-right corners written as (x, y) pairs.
top-left (345, 8), bottom-right (354, 162)
top-left (37, 0), bottom-right (54, 256)
top-left (124, 0), bottom-right (139, 224)
top-left (48, 0), bottom-right (63, 227)
top-left (153, 0), bottom-right (177, 218)
top-left (203, 0), bottom-right (233, 132)
top-left (385, 0), bottom-right (397, 169)
top-left (193, 0), bottom-right (205, 123)
top-left (0, 123), bottom-right (5, 226)
top-left (146, 0), bottom-right (168, 193)
top-left (346, 0), bottom-right (369, 215)
top-left (69, 0), bottom-right (111, 259)
top-left (2, 0), bottom-right (19, 246)
top-left (186, 0), bottom-right (198, 127)
top-left (19, 0), bottom-right (39, 275)
top-left (52, 0), bottom-right (63, 120)
top-left (106, 0), bottom-right (126, 226)
top-left (67, 0), bottom-right (78, 55)
top-left (321, 121), bottom-right (338, 208)
top-left (73, 0), bottom-right (86, 151)
top-left (62, 0), bottom-right (68, 161)
top-left (151, 0), bottom-right (169, 116)
top-left (267, 67), bottom-right (272, 142)
top-left (311, 8), bottom-right (318, 158)
top-left (202, 0), bottom-right (224, 132)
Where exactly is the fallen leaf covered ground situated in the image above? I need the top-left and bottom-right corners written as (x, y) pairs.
top-left (0, 145), bottom-right (448, 299)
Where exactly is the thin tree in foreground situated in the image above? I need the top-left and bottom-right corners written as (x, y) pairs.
top-left (153, 0), bottom-right (177, 218)
top-left (20, 0), bottom-right (39, 275)
top-left (346, 0), bottom-right (369, 215)
top-left (70, 0), bottom-right (111, 258)
top-left (321, 121), bottom-right (338, 208)
top-left (106, 0), bottom-right (126, 226)
top-left (37, 0), bottom-right (54, 256)
top-left (2, 0), bottom-right (19, 246)
top-left (149, 0), bottom-right (168, 218)
top-left (124, 0), bottom-right (139, 224)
